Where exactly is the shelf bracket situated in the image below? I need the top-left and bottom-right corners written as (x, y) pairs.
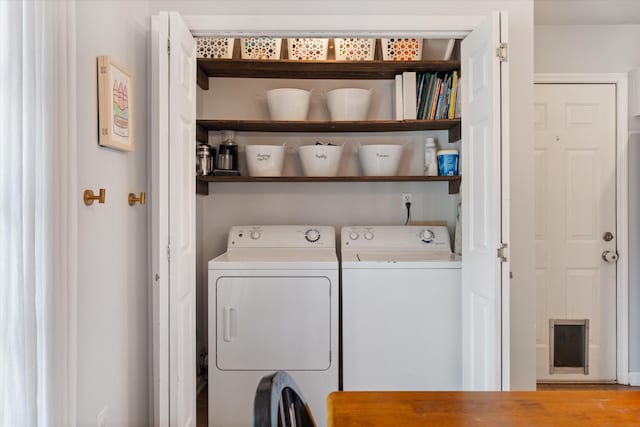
top-left (448, 121), bottom-right (461, 143)
top-left (196, 124), bottom-right (209, 144)
top-left (197, 64), bottom-right (209, 90)
top-left (448, 178), bottom-right (461, 195)
top-left (196, 178), bottom-right (209, 195)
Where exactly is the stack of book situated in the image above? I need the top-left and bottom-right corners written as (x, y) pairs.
top-left (395, 71), bottom-right (461, 120)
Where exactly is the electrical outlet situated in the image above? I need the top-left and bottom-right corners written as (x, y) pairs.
top-left (97, 407), bottom-right (108, 427)
top-left (402, 192), bottom-right (413, 206)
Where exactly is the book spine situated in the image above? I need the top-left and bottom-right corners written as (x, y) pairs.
top-left (417, 73), bottom-right (429, 120)
top-left (402, 71), bottom-right (417, 120)
top-left (443, 74), bottom-right (452, 119)
top-left (394, 74), bottom-right (403, 120)
top-left (423, 73), bottom-right (436, 120)
top-left (435, 80), bottom-right (445, 119)
top-left (429, 77), bottom-right (441, 120)
top-left (449, 71), bottom-right (458, 119)
top-left (454, 77), bottom-right (462, 118)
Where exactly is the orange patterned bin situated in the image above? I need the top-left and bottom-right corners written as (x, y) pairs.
top-left (381, 38), bottom-right (423, 61)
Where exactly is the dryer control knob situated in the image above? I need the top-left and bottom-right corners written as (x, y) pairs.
top-left (420, 229), bottom-right (435, 243)
top-left (364, 231), bottom-right (374, 240)
top-left (250, 231), bottom-right (261, 240)
top-left (349, 231), bottom-right (359, 240)
top-left (305, 228), bottom-right (321, 243)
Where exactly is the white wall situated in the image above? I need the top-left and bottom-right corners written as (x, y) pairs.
top-left (150, 0), bottom-right (536, 390)
top-left (76, 1), bottom-right (150, 425)
top-left (535, 24), bottom-right (640, 377)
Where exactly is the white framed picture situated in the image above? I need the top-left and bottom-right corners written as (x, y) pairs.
top-left (97, 55), bottom-right (134, 151)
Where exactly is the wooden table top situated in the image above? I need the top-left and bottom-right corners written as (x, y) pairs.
top-left (326, 391), bottom-right (640, 426)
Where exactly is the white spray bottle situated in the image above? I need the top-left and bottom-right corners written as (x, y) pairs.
top-left (423, 137), bottom-right (438, 176)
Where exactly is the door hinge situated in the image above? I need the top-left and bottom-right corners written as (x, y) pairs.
top-left (166, 244), bottom-right (171, 262)
top-left (167, 39), bottom-right (171, 55)
top-left (497, 242), bottom-right (508, 262)
top-left (496, 42), bottom-right (508, 62)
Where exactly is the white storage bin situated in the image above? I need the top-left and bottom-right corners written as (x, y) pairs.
top-left (196, 37), bottom-right (235, 59)
top-left (326, 88), bottom-right (372, 121)
top-left (266, 88), bottom-right (312, 121)
top-left (299, 144), bottom-right (344, 177)
top-left (240, 37), bottom-right (282, 60)
top-left (334, 38), bottom-right (375, 61)
top-left (245, 145), bottom-right (285, 177)
top-left (359, 144), bottom-right (403, 176)
top-left (287, 38), bottom-right (329, 61)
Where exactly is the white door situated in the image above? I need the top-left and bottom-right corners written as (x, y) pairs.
top-left (342, 268), bottom-right (461, 391)
top-left (534, 84), bottom-right (617, 381)
top-left (151, 11), bottom-right (197, 426)
top-left (216, 277), bottom-right (331, 370)
top-left (461, 11), bottom-right (509, 391)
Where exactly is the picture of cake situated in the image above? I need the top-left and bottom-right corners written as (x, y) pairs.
top-left (112, 80), bottom-right (129, 138)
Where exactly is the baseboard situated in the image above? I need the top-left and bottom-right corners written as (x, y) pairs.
top-left (629, 372), bottom-right (640, 386)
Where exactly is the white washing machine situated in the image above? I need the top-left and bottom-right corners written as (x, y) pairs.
top-left (208, 225), bottom-right (338, 427)
top-left (341, 225), bottom-right (462, 391)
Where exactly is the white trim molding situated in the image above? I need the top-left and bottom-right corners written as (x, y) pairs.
top-left (183, 14), bottom-right (483, 38)
top-left (630, 372), bottom-right (640, 386)
top-left (534, 73), bottom-right (630, 385)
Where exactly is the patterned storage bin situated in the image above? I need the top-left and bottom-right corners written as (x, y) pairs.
top-left (334, 38), bottom-right (375, 61)
top-left (196, 37), bottom-right (235, 59)
top-left (241, 37), bottom-right (282, 60)
top-left (381, 38), bottom-right (423, 61)
top-left (287, 38), bottom-right (329, 61)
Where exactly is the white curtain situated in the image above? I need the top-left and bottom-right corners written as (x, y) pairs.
top-left (0, 1), bottom-right (77, 426)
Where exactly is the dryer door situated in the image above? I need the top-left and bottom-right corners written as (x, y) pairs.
top-left (216, 276), bottom-right (331, 370)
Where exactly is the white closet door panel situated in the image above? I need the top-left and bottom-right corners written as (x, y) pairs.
top-left (150, 13), bottom-right (170, 426)
top-left (168, 11), bottom-right (196, 427)
top-left (461, 11), bottom-right (504, 391)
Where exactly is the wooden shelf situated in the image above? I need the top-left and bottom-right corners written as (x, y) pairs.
top-left (197, 59), bottom-right (461, 88)
top-left (196, 119), bottom-right (461, 143)
top-left (196, 175), bottom-right (461, 196)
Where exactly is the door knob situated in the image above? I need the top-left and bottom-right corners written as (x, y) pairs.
top-left (602, 251), bottom-right (619, 263)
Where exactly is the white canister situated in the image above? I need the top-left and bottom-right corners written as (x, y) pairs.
top-left (423, 137), bottom-right (438, 176)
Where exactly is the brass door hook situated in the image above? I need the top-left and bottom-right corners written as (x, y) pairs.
top-left (84, 188), bottom-right (106, 206)
top-left (128, 191), bottom-right (146, 206)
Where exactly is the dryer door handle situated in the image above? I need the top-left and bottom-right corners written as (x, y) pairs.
top-left (223, 306), bottom-right (238, 342)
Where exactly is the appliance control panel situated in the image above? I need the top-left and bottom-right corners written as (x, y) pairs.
top-left (341, 225), bottom-right (452, 252)
top-left (228, 225), bottom-right (335, 249)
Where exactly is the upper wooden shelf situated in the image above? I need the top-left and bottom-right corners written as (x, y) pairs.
top-left (196, 58), bottom-right (461, 89)
top-left (196, 175), bottom-right (461, 196)
top-left (196, 119), bottom-right (461, 143)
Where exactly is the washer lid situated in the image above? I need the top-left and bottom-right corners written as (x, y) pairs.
top-left (342, 250), bottom-right (461, 269)
top-left (356, 251), bottom-right (459, 262)
top-left (209, 248), bottom-right (338, 270)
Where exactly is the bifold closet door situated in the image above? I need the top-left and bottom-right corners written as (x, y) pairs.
top-left (151, 11), bottom-right (197, 427)
top-left (461, 10), bottom-right (510, 391)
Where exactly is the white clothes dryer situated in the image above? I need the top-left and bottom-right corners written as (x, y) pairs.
top-left (341, 225), bottom-right (462, 391)
top-left (208, 225), bottom-right (338, 427)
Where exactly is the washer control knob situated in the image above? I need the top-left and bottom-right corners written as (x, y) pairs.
top-left (349, 231), bottom-right (359, 240)
top-left (420, 229), bottom-right (436, 243)
top-left (363, 231), bottom-right (374, 240)
top-left (305, 228), bottom-right (321, 243)
top-left (250, 231), bottom-right (261, 240)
